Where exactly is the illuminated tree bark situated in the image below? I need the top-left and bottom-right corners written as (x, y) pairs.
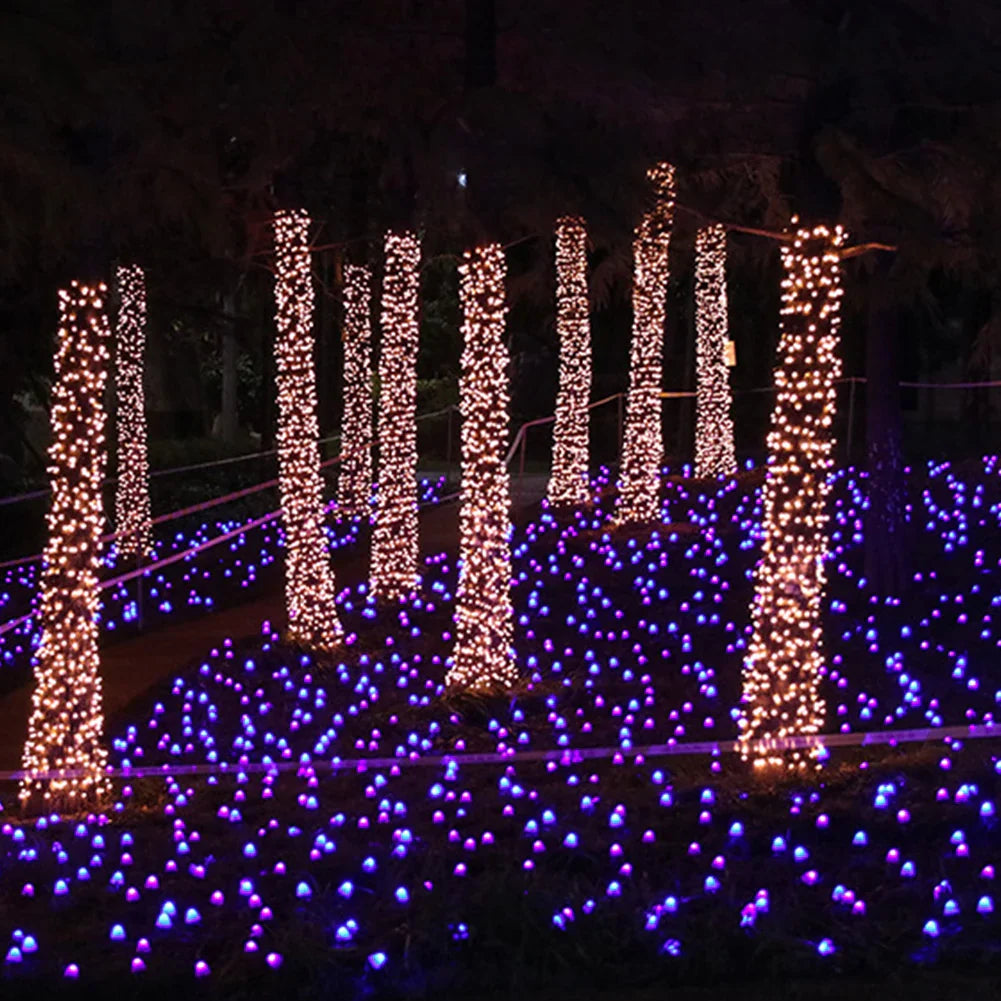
top-left (738, 224), bottom-right (846, 770)
top-left (447, 244), bottom-right (516, 690)
top-left (548, 216), bottom-right (592, 508)
top-left (338, 264), bottom-right (374, 520)
top-left (21, 281), bottom-right (112, 809)
top-left (617, 162), bottom-right (676, 523)
top-left (114, 264), bottom-right (153, 559)
top-left (371, 231), bottom-right (421, 599)
top-left (273, 209), bottom-right (342, 650)
top-left (694, 225), bottom-right (737, 478)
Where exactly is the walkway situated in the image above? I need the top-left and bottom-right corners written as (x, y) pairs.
top-left (0, 500), bottom-right (464, 772)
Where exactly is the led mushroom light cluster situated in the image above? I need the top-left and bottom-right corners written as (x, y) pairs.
top-left (272, 209), bottom-right (342, 651)
top-left (338, 264), bottom-right (374, 520)
top-left (547, 217), bottom-right (592, 508)
top-left (5, 457), bottom-right (1001, 984)
top-left (446, 244), bottom-right (517, 691)
top-left (693, 225), bottom-right (737, 479)
top-left (738, 223), bottom-right (847, 769)
top-left (113, 264), bottom-right (153, 560)
top-left (20, 281), bottom-right (112, 809)
top-left (371, 232), bottom-right (421, 600)
top-left (617, 162), bottom-right (677, 524)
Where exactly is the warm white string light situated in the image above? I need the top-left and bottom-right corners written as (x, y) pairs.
top-left (447, 244), bottom-right (517, 691)
top-left (338, 264), bottom-right (374, 520)
top-left (738, 222), bottom-right (847, 770)
top-left (694, 225), bottom-right (737, 479)
top-left (114, 264), bottom-right (153, 560)
top-left (273, 209), bottom-right (343, 650)
top-left (21, 281), bottom-right (112, 808)
top-left (370, 231), bottom-right (421, 600)
top-left (547, 216), bottom-right (592, 508)
top-left (617, 162), bottom-right (677, 523)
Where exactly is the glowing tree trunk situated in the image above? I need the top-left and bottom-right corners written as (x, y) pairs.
top-left (617, 162), bottom-right (676, 523)
top-left (447, 244), bottom-right (516, 690)
top-left (694, 225), bottom-right (737, 478)
top-left (273, 209), bottom-right (343, 650)
top-left (738, 224), bottom-right (847, 770)
top-left (21, 281), bottom-right (112, 809)
top-left (547, 216), bottom-right (592, 508)
top-left (114, 264), bottom-right (153, 559)
top-left (337, 264), bottom-right (374, 520)
top-left (371, 231), bottom-right (421, 600)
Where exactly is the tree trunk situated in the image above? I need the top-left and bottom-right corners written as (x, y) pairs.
top-left (863, 258), bottom-right (909, 594)
top-left (220, 290), bottom-right (239, 445)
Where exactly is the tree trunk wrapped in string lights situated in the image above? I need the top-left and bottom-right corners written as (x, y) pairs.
top-left (694, 225), bottom-right (737, 478)
top-left (272, 209), bottom-right (342, 650)
top-left (738, 223), bottom-right (847, 770)
top-left (371, 231), bottom-right (421, 600)
top-left (114, 264), bottom-right (153, 559)
top-left (337, 264), bottom-right (374, 520)
top-left (547, 216), bottom-right (592, 508)
top-left (617, 162), bottom-right (676, 523)
top-left (21, 281), bottom-right (112, 809)
top-left (446, 244), bottom-right (517, 690)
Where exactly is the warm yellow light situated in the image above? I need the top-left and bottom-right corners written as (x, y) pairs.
top-left (738, 223), bottom-right (847, 770)
top-left (338, 264), bottom-right (374, 520)
top-left (114, 264), bottom-right (153, 560)
top-left (548, 216), bottom-right (592, 508)
top-left (446, 244), bottom-right (516, 690)
top-left (617, 162), bottom-right (676, 523)
top-left (21, 281), bottom-right (112, 808)
top-left (371, 231), bottom-right (421, 600)
top-left (694, 225), bottom-right (737, 478)
top-left (273, 209), bottom-right (343, 650)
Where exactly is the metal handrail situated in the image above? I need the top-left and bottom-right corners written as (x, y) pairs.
top-left (0, 405), bottom-right (460, 570)
top-left (0, 405), bottom-right (460, 509)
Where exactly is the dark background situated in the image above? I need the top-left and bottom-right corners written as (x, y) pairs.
top-left (3, 0), bottom-right (1001, 582)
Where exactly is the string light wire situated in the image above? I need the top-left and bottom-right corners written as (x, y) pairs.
top-left (447, 244), bottom-right (517, 690)
top-left (338, 264), bottom-right (374, 520)
top-left (371, 231), bottom-right (422, 600)
top-left (738, 222), bottom-right (848, 769)
top-left (21, 281), bottom-right (112, 808)
top-left (548, 217), bottom-right (592, 508)
top-left (617, 162), bottom-right (677, 523)
top-left (113, 264), bottom-right (153, 559)
top-left (694, 225), bottom-right (737, 478)
top-left (272, 209), bottom-right (343, 650)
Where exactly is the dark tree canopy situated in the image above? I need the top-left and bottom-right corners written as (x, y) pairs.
top-left (4, 0), bottom-right (1001, 533)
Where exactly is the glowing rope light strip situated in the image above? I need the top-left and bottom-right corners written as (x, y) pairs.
top-left (113, 264), bottom-right (153, 559)
top-left (1, 720), bottom-right (992, 784)
top-left (447, 244), bottom-right (516, 690)
top-left (617, 162), bottom-right (676, 523)
top-left (371, 231), bottom-right (421, 600)
top-left (548, 216), bottom-right (592, 508)
top-left (694, 225), bottom-right (737, 478)
top-left (338, 264), bottom-right (374, 520)
top-left (20, 281), bottom-right (112, 808)
top-left (738, 223), bottom-right (847, 770)
top-left (273, 209), bottom-right (343, 650)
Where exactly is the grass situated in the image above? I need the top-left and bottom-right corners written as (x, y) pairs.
top-left (2, 462), bottom-right (1001, 999)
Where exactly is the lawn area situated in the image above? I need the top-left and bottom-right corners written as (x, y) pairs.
top-left (1, 460), bottom-right (1000, 999)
